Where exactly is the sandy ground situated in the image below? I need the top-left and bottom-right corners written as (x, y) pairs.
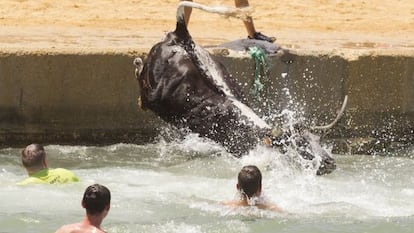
top-left (0, 0), bottom-right (413, 53)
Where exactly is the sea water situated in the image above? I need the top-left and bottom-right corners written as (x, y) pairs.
top-left (0, 134), bottom-right (413, 233)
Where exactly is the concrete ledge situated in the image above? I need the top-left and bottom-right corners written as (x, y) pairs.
top-left (0, 49), bottom-right (413, 154)
top-left (0, 52), bottom-right (163, 147)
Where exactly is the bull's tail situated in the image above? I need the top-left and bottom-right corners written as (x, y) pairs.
top-left (175, 1), bottom-right (251, 38)
top-left (311, 95), bottom-right (348, 130)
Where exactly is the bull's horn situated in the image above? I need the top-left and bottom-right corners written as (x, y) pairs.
top-left (133, 57), bottom-right (143, 77)
top-left (311, 95), bottom-right (348, 130)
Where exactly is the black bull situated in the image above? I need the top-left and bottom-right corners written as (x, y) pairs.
top-left (134, 2), bottom-right (336, 175)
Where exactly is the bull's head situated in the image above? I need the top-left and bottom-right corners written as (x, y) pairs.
top-left (266, 96), bottom-right (347, 175)
top-left (266, 125), bottom-right (336, 175)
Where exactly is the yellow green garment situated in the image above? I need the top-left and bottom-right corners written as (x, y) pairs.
top-left (17, 168), bottom-right (79, 185)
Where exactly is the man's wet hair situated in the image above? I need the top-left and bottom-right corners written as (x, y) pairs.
top-left (82, 184), bottom-right (111, 215)
top-left (21, 144), bottom-right (45, 169)
top-left (238, 165), bottom-right (262, 198)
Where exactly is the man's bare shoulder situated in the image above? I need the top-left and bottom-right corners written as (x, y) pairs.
top-left (55, 223), bottom-right (81, 233)
top-left (222, 200), bottom-right (284, 213)
top-left (221, 200), bottom-right (245, 208)
top-left (55, 223), bottom-right (104, 233)
top-left (256, 202), bottom-right (284, 213)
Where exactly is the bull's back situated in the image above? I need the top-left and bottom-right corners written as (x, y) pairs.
top-left (137, 32), bottom-right (266, 156)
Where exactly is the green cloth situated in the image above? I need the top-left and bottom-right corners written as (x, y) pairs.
top-left (17, 168), bottom-right (79, 185)
top-left (248, 46), bottom-right (268, 98)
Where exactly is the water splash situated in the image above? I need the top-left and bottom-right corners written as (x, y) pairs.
top-left (258, 69), bottom-right (336, 175)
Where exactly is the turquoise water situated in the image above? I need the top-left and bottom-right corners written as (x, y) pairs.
top-left (1, 134), bottom-right (413, 233)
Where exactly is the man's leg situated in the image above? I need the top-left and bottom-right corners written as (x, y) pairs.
top-left (180, 0), bottom-right (274, 42)
top-left (234, 0), bottom-right (256, 38)
top-left (181, 0), bottom-right (192, 26)
top-left (234, 0), bottom-right (275, 42)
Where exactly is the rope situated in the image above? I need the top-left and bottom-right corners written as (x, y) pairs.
top-left (249, 46), bottom-right (268, 98)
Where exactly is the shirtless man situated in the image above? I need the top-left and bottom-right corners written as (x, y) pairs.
top-left (17, 143), bottom-right (79, 185)
top-left (55, 184), bottom-right (111, 233)
top-left (181, 0), bottom-right (276, 42)
top-left (222, 165), bottom-right (283, 212)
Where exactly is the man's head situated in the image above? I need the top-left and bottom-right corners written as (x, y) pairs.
top-left (82, 184), bottom-right (111, 216)
top-left (21, 143), bottom-right (47, 174)
top-left (237, 165), bottom-right (262, 198)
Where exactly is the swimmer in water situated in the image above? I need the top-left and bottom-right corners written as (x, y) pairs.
top-left (55, 184), bottom-right (111, 233)
top-left (222, 165), bottom-right (283, 212)
top-left (17, 143), bottom-right (79, 185)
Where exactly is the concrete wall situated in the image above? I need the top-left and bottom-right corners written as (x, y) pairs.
top-left (215, 51), bottom-right (414, 153)
top-left (0, 52), bottom-right (162, 146)
top-left (0, 50), bottom-right (413, 153)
